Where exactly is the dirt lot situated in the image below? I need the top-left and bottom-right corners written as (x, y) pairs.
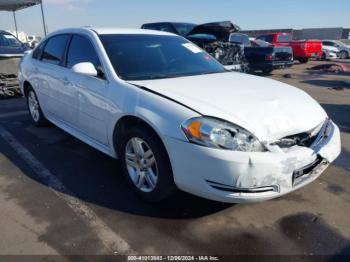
top-left (0, 59), bottom-right (349, 260)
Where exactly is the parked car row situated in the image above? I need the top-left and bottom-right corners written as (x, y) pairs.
top-left (141, 21), bottom-right (350, 74)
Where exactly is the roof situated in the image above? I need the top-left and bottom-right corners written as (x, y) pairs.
top-left (49, 27), bottom-right (177, 37)
top-left (142, 22), bottom-right (197, 26)
top-left (90, 27), bottom-right (175, 36)
top-left (0, 0), bottom-right (40, 11)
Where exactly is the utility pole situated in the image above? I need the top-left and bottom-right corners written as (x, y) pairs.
top-left (13, 11), bottom-right (18, 38)
top-left (40, 0), bottom-right (48, 36)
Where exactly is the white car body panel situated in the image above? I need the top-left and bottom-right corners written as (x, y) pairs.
top-left (323, 40), bottom-right (350, 58)
top-left (130, 72), bottom-right (327, 142)
top-left (18, 27), bottom-right (341, 203)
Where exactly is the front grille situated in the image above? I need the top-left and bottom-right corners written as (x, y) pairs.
top-left (271, 119), bottom-right (332, 149)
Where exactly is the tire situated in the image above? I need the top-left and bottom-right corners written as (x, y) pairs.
top-left (339, 51), bottom-right (349, 59)
top-left (262, 69), bottom-right (273, 75)
top-left (298, 58), bottom-right (309, 64)
top-left (26, 87), bottom-right (49, 127)
top-left (118, 125), bottom-right (177, 202)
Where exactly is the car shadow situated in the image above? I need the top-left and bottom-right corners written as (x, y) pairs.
top-left (301, 79), bottom-right (350, 89)
top-left (0, 113), bottom-right (232, 220)
top-left (321, 104), bottom-right (350, 134)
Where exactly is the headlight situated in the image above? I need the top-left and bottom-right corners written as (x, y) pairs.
top-left (181, 117), bottom-right (266, 152)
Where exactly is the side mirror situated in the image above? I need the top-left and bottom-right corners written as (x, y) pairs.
top-left (72, 62), bottom-right (98, 77)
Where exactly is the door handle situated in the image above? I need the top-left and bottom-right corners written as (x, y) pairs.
top-left (33, 67), bottom-right (39, 74)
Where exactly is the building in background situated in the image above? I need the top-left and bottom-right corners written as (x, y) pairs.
top-left (241, 27), bottom-right (350, 40)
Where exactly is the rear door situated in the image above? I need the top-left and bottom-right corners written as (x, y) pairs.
top-left (34, 34), bottom-right (79, 125)
top-left (65, 34), bottom-right (109, 145)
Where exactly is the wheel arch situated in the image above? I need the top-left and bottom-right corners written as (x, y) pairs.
top-left (341, 50), bottom-right (349, 58)
top-left (23, 80), bottom-right (32, 97)
top-left (112, 115), bottom-right (169, 159)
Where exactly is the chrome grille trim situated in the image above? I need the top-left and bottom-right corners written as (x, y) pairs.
top-left (270, 119), bottom-right (332, 149)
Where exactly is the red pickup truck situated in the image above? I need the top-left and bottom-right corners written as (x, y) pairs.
top-left (256, 33), bottom-right (322, 63)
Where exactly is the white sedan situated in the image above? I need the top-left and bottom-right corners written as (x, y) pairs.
top-left (321, 45), bottom-right (340, 60)
top-left (19, 28), bottom-right (341, 203)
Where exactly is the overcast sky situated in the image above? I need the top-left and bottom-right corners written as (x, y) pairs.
top-left (1, 0), bottom-right (349, 36)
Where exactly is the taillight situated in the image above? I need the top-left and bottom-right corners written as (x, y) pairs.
top-left (265, 54), bottom-right (274, 61)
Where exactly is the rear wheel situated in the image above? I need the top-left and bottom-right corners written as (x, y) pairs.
top-left (118, 126), bottom-right (177, 202)
top-left (261, 69), bottom-right (273, 75)
top-left (26, 87), bottom-right (49, 126)
top-left (298, 58), bottom-right (309, 64)
top-left (322, 52), bottom-right (327, 61)
top-left (339, 51), bottom-right (348, 59)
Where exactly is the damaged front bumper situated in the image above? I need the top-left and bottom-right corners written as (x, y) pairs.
top-left (164, 121), bottom-right (341, 203)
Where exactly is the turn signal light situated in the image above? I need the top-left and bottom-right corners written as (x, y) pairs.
top-left (186, 121), bottom-right (202, 139)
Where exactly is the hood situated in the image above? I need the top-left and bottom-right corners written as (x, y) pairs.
top-left (187, 21), bottom-right (241, 42)
top-left (130, 72), bottom-right (327, 141)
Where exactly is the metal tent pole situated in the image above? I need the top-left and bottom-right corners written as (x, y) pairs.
top-left (40, 0), bottom-right (48, 36)
top-left (13, 11), bottom-right (19, 38)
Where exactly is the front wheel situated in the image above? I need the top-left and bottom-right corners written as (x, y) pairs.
top-left (339, 51), bottom-right (349, 59)
top-left (118, 126), bottom-right (177, 202)
top-left (26, 87), bottom-right (49, 126)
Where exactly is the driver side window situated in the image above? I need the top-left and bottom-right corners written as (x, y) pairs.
top-left (66, 35), bottom-right (101, 70)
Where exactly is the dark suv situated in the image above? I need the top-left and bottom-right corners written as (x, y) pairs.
top-left (141, 22), bottom-right (196, 37)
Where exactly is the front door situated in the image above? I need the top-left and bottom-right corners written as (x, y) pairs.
top-left (65, 34), bottom-right (109, 145)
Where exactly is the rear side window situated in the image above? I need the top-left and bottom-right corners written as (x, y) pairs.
top-left (257, 35), bottom-right (273, 43)
top-left (142, 24), bottom-right (175, 34)
top-left (278, 34), bottom-right (291, 42)
top-left (66, 35), bottom-right (101, 69)
top-left (142, 24), bottom-right (159, 30)
top-left (42, 35), bottom-right (69, 66)
top-left (158, 24), bottom-right (175, 33)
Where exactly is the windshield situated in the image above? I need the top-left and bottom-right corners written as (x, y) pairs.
top-left (229, 34), bottom-right (250, 46)
top-left (172, 23), bottom-right (196, 37)
top-left (0, 33), bottom-right (22, 47)
top-left (99, 34), bottom-right (225, 81)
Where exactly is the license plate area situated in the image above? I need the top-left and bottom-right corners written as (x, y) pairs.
top-left (292, 155), bottom-right (328, 186)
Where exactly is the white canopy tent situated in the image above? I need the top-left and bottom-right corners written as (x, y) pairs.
top-left (0, 0), bottom-right (47, 38)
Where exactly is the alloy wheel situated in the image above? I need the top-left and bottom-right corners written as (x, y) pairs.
top-left (339, 51), bottom-right (348, 59)
top-left (125, 137), bottom-right (158, 193)
top-left (28, 91), bottom-right (40, 122)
